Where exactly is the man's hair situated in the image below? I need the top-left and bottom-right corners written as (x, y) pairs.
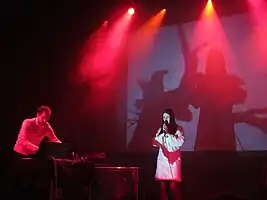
top-left (37, 105), bottom-right (52, 117)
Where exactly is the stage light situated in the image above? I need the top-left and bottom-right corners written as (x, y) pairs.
top-left (161, 9), bottom-right (167, 13)
top-left (205, 0), bottom-right (214, 15)
top-left (128, 8), bottom-right (135, 15)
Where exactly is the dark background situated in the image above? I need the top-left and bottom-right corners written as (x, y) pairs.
top-left (2, 0), bottom-right (253, 155)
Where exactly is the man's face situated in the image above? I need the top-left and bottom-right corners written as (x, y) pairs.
top-left (36, 111), bottom-right (50, 126)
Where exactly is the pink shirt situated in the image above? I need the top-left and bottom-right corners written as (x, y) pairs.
top-left (14, 118), bottom-right (61, 155)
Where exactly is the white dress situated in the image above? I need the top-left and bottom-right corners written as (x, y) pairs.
top-left (153, 128), bottom-right (185, 182)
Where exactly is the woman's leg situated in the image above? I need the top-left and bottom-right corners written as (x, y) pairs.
top-left (160, 181), bottom-right (168, 200)
top-left (169, 181), bottom-right (182, 200)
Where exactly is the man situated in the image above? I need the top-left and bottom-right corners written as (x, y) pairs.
top-left (10, 106), bottom-right (61, 199)
top-left (14, 105), bottom-right (61, 156)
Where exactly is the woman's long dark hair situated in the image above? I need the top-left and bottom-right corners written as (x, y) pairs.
top-left (159, 108), bottom-right (178, 135)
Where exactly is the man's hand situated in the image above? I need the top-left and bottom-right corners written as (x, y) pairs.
top-left (24, 141), bottom-right (39, 153)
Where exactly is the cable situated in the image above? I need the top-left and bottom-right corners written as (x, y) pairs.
top-left (235, 133), bottom-right (246, 155)
top-left (51, 157), bottom-right (59, 200)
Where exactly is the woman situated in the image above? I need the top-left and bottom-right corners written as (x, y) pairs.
top-left (152, 108), bottom-right (185, 200)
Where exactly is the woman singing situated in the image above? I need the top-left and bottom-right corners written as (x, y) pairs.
top-left (152, 108), bottom-right (185, 200)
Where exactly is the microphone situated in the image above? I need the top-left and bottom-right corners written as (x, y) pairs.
top-left (163, 120), bottom-right (168, 133)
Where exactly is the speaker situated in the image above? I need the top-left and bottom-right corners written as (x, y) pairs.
top-left (92, 166), bottom-right (139, 200)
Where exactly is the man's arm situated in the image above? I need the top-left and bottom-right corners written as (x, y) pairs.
top-left (46, 124), bottom-right (61, 143)
top-left (18, 119), bottom-right (39, 153)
